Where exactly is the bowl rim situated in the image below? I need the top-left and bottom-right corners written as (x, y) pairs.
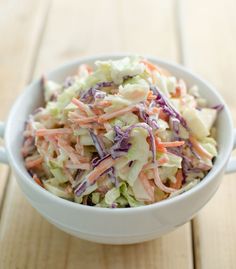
top-left (5, 53), bottom-right (235, 214)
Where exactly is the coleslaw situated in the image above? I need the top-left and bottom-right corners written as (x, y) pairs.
top-left (22, 57), bottom-right (222, 207)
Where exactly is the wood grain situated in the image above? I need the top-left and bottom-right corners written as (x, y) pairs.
top-left (0, 0), bottom-right (50, 209)
top-left (35, 0), bottom-right (178, 75)
top-left (182, 0), bottom-right (236, 268)
top-left (0, 0), bottom-right (194, 268)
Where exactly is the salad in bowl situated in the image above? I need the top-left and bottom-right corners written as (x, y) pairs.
top-left (21, 57), bottom-right (222, 208)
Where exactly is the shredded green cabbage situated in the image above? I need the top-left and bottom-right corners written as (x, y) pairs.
top-left (22, 56), bottom-right (220, 207)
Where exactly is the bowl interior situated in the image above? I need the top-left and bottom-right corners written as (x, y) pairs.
top-left (5, 54), bottom-right (234, 208)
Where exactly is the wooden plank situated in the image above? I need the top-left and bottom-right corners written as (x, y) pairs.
top-left (0, 0), bottom-right (50, 116)
top-left (182, 0), bottom-right (236, 268)
top-left (0, 0), bottom-right (50, 211)
top-left (35, 0), bottom-right (178, 74)
top-left (0, 0), bottom-right (193, 268)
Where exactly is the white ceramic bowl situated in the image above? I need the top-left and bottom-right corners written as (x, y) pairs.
top-left (0, 54), bottom-right (235, 244)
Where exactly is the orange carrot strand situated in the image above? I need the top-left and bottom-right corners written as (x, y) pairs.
top-left (189, 136), bottom-right (212, 159)
top-left (98, 106), bottom-right (137, 122)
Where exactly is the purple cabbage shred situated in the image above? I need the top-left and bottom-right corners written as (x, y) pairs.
top-left (91, 154), bottom-right (110, 169)
top-left (75, 181), bottom-right (87, 196)
top-left (110, 126), bottom-right (131, 159)
top-left (171, 118), bottom-right (180, 135)
top-left (111, 123), bottom-right (156, 163)
top-left (80, 81), bottom-right (113, 103)
top-left (89, 130), bottom-right (118, 186)
top-left (211, 104), bottom-right (224, 112)
top-left (136, 103), bottom-right (159, 130)
top-left (111, 203), bottom-right (118, 208)
top-left (89, 130), bottom-right (107, 158)
top-left (150, 85), bottom-right (189, 130)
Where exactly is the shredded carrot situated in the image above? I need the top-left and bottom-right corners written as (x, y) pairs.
top-left (87, 157), bottom-right (115, 184)
top-left (147, 95), bottom-right (157, 101)
top-left (158, 141), bottom-right (185, 148)
top-left (152, 107), bottom-right (159, 114)
top-left (92, 108), bottom-right (103, 115)
top-left (142, 162), bottom-right (150, 170)
top-left (65, 162), bottom-right (90, 170)
top-left (158, 156), bottom-right (169, 165)
top-left (97, 100), bottom-right (112, 107)
top-left (77, 156), bottom-right (90, 163)
top-left (84, 64), bottom-right (93, 74)
top-left (58, 139), bottom-right (78, 162)
top-left (176, 87), bottom-right (182, 96)
top-left (170, 169), bottom-right (183, 189)
top-left (189, 135), bottom-right (212, 159)
top-left (93, 129), bottom-right (99, 135)
top-left (141, 59), bottom-right (162, 73)
top-left (73, 115), bottom-right (98, 124)
top-left (155, 137), bottom-right (184, 151)
top-left (147, 107), bottom-right (159, 116)
top-left (147, 110), bottom-right (155, 116)
top-left (33, 175), bottom-right (44, 188)
top-left (58, 138), bottom-right (90, 168)
top-left (21, 137), bottom-right (35, 157)
top-left (75, 137), bottom-right (84, 156)
top-left (172, 87), bottom-right (181, 98)
top-left (78, 64), bottom-right (93, 75)
top-left (140, 59), bottom-right (171, 76)
top-left (75, 123), bottom-right (94, 129)
top-left (159, 109), bottom-right (169, 122)
top-left (172, 79), bottom-right (187, 98)
top-left (97, 185), bottom-right (109, 194)
top-left (25, 156), bottom-right (43, 169)
top-left (153, 167), bottom-right (175, 193)
top-left (93, 125), bottom-right (106, 131)
top-left (98, 106), bottom-right (137, 122)
top-left (68, 110), bottom-right (87, 118)
top-left (65, 185), bottom-right (73, 194)
top-left (36, 128), bottom-right (72, 137)
top-left (157, 144), bottom-right (167, 153)
top-left (155, 137), bottom-right (167, 153)
top-left (151, 72), bottom-right (157, 84)
top-left (147, 91), bottom-right (157, 100)
top-left (178, 79), bottom-right (187, 95)
top-left (71, 98), bottom-right (94, 116)
top-left (139, 172), bottom-right (155, 202)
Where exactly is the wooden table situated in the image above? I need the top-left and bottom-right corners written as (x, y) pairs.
top-left (0, 0), bottom-right (235, 268)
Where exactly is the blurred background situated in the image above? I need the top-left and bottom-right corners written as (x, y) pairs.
top-left (0, 0), bottom-right (235, 268)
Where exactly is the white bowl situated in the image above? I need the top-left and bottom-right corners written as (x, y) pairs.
top-left (0, 54), bottom-right (235, 244)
